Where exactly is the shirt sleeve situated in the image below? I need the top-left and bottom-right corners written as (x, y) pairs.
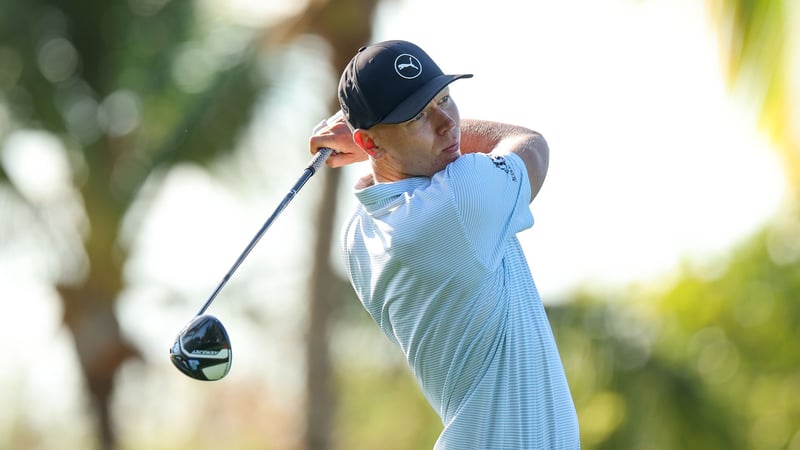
top-left (444, 153), bottom-right (534, 270)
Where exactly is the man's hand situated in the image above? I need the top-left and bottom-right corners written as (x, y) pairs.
top-left (309, 113), bottom-right (369, 169)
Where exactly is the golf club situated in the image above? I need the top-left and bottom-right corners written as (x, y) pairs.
top-left (170, 111), bottom-right (341, 381)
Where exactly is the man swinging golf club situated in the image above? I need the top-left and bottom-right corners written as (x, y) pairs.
top-left (310, 40), bottom-right (580, 449)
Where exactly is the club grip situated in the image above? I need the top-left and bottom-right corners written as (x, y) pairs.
top-left (308, 147), bottom-right (333, 173)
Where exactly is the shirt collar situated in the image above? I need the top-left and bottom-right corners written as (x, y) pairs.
top-left (354, 177), bottom-right (429, 215)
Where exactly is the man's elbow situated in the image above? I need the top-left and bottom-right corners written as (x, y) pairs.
top-left (523, 132), bottom-right (549, 202)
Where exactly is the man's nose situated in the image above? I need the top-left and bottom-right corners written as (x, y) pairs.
top-left (431, 106), bottom-right (455, 134)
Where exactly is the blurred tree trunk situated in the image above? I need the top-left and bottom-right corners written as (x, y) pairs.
top-left (272, 0), bottom-right (379, 448)
top-left (305, 162), bottom-right (342, 450)
top-left (57, 143), bottom-right (141, 450)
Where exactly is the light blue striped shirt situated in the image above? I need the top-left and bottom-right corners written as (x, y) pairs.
top-left (342, 153), bottom-right (580, 449)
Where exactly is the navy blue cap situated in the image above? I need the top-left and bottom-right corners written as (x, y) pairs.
top-left (338, 40), bottom-right (472, 130)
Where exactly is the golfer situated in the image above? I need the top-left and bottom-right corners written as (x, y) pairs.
top-left (310, 40), bottom-right (580, 449)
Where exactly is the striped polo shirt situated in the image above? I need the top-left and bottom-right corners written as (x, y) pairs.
top-left (342, 153), bottom-right (580, 449)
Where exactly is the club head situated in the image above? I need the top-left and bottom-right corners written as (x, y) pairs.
top-left (170, 314), bottom-right (232, 381)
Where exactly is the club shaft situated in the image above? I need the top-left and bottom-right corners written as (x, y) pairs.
top-left (195, 147), bottom-right (334, 316)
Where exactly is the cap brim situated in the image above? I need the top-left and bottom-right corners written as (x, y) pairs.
top-left (380, 74), bottom-right (473, 125)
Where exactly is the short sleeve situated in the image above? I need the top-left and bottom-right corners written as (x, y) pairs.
top-left (442, 153), bottom-right (533, 269)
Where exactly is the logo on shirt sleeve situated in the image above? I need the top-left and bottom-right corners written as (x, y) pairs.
top-left (490, 155), bottom-right (517, 182)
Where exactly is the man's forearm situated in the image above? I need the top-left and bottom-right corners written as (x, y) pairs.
top-left (459, 118), bottom-right (549, 202)
top-left (460, 119), bottom-right (500, 154)
top-left (460, 119), bottom-right (539, 154)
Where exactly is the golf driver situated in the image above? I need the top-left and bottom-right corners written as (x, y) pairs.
top-left (170, 111), bottom-right (341, 381)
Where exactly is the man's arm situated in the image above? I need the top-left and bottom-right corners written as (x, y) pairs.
top-left (460, 119), bottom-right (550, 203)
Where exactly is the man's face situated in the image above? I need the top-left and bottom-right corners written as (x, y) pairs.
top-left (367, 87), bottom-right (462, 179)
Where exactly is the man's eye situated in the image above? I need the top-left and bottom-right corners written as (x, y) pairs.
top-left (412, 111), bottom-right (425, 121)
top-left (438, 95), bottom-right (450, 105)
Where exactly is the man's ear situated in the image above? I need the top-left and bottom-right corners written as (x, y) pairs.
top-left (353, 129), bottom-right (381, 158)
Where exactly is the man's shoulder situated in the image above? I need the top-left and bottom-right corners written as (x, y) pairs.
top-left (440, 153), bottom-right (526, 196)
top-left (447, 152), bottom-right (524, 176)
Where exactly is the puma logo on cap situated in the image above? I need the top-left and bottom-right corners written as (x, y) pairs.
top-left (395, 54), bottom-right (422, 79)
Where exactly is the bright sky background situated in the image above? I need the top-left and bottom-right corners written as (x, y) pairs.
top-left (0, 0), bottom-right (795, 444)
